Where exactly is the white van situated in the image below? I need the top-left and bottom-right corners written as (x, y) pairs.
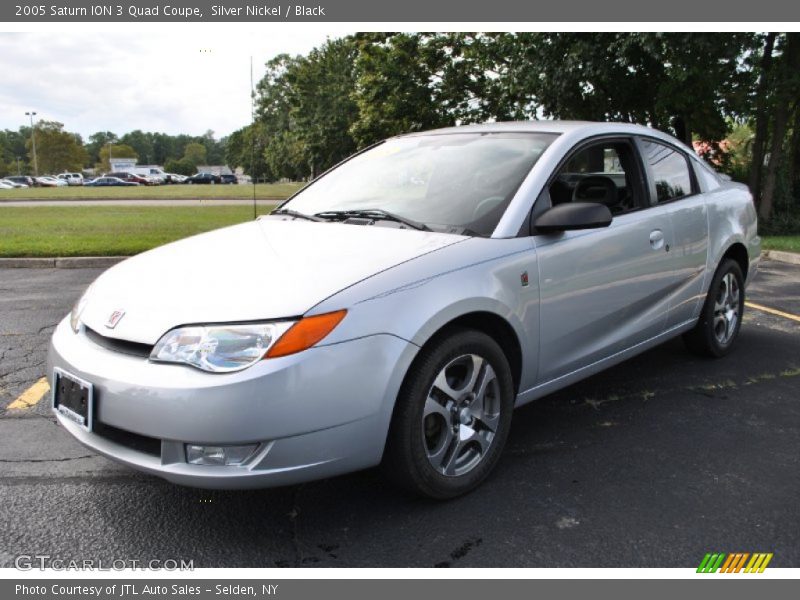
top-left (132, 166), bottom-right (167, 184)
top-left (57, 173), bottom-right (84, 186)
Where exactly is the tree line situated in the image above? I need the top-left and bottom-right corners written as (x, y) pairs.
top-left (0, 126), bottom-right (227, 178)
top-left (225, 32), bottom-right (799, 230)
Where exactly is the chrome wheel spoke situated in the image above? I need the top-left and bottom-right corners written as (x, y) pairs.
top-left (470, 406), bottom-right (500, 434)
top-left (473, 362), bottom-right (495, 401)
top-left (463, 354), bottom-right (485, 395)
top-left (424, 395), bottom-right (449, 422)
top-left (432, 370), bottom-right (460, 403)
top-left (427, 427), bottom-right (456, 468)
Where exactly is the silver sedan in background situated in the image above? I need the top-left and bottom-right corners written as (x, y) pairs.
top-left (49, 121), bottom-right (760, 498)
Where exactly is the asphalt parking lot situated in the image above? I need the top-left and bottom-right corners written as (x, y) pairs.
top-left (0, 260), bottom-right (798, 568)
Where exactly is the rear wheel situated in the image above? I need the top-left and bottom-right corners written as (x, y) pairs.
top-left (383, 328), bottom-right (514, 499)
top-left (683, 258), bottom-right (745, 357)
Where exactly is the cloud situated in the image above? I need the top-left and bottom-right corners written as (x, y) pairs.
top-left (0, 30), bottom-right (335, 139)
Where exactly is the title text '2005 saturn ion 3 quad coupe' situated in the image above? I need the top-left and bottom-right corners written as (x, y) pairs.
top-left (49, 121), bottom-right (760, 499)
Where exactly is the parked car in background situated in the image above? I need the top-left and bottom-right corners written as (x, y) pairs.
top-left (165, 173), bottom-right (187, 184)
top-left (141, 174), bottom-right (163, 186)
top-left (184, 172), bottom-right (221, 185)
top-left (106, 172), bottom-right (151, 186)
top-left (0, 180), bottom-right (15, 189)
top-left (5, 175), bottom-right (35, 187)
top-left (132, 167), bottom-right (168, 184)
top-left (57, 173), bottom-right (84, 186)
top-left (0, 178), bottom-right (29, 188)
top-left (36, 176), bottom-right (68, 187)
top-left (220, 174), bottom-right (238, 185)
top-left (84, 176), bottom-right (140, 187)
top-left (50, 121), bottom-right (760, 498)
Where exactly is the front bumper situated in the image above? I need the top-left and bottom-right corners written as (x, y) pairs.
top-left (47, 318), bottom-right (417, 489)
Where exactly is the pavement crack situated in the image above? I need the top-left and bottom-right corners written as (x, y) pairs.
top-left (36, 323), bottom-right (58, 336)
top-left (0, 454), bottom-right (95, 463)
top-left (287, 484), bottom-right (306, 567)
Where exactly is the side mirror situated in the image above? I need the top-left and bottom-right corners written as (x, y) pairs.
top-left (533, 202), bottom-right (613, 234)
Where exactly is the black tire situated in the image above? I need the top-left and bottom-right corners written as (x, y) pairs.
top-left (683, 258), bottom-right (745, 358)
top-left (382, 328), bottom-right (515, 499)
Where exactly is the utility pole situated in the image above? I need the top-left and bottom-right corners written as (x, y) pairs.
top-left (16, 156), bottom-right (21, 176)
top-left (25, 111), bottom-right (38, 176)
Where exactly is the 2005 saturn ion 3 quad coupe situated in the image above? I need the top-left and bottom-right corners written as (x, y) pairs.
top-left (49, 121), bottom-right (760, 498)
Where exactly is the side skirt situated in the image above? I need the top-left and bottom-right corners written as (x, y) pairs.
top-left (514, 319), bottom-right (698, 408)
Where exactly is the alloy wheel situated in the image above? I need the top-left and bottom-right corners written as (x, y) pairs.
top-left (713, 272), bottom-right (740, 345)
top-left (421, 354), bottom-right (501, 477)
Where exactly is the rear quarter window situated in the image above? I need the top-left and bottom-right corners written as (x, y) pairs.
top-left (641, 139), bottom-right (693, 202)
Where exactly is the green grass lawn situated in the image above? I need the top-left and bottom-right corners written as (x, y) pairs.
top-left (762, 236), bottom-right (800, 253)
top-left (2, 205), bottom-right (797, 259)
top-left (0, 205), bottom-right (275, 257)
top-left (0, 182), bottom-right (303, 201)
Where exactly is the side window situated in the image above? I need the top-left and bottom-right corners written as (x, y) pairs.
top-left (548, 141), bottom-right (641, 216)
top-left (641, 140), bottom-right (693, 203)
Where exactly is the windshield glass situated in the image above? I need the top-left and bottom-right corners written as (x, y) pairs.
top-left (282, 132), bottom-right (557, 236)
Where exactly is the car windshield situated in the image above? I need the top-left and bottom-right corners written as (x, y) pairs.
top-left (281, 132), bottom-right (557, 236)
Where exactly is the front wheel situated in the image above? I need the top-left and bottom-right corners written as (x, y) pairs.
top-left (683, 258), bottom-right (745, 357)
top-left (382, 328), bottom-right (515, 499)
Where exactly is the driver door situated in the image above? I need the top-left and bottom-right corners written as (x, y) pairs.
top-left (533, 138), bottom-right (677, 383)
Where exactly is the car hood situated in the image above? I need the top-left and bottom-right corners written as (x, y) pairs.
top-left (79, 218), bottom-right (463, 344)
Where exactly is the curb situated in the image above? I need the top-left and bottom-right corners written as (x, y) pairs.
top-left (0, 196), bottom-right (287, 204)
top-left (0, 257), bottom-right (127, 269)
top-left (764, 249), bottom-right (800, 266)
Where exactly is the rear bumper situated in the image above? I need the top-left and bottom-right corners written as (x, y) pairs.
top-left (747, 235), bottom-right (762, 286)
top-left (48, 318), bottom-right (418, 489)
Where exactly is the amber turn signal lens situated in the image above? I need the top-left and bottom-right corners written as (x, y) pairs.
top-left (265, 310), bottom-right (347, 358)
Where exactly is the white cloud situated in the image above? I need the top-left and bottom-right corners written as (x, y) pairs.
top-left (0, 29), bottom-right (338, 140)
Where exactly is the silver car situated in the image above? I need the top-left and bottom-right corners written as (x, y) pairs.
top-left (48, 121), bottom-right (760, 498)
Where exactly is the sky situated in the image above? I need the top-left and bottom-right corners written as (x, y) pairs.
top-left (0, 30), bottom-right (340, 141)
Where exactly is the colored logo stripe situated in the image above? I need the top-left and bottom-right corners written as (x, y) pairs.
top-left (697, 553), bottom-right (773, 573)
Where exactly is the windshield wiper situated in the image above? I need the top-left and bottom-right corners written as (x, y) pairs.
top-left (314, 209), bottom-right (431, 231)
top-left (271, 208), bottom-right (323, 222)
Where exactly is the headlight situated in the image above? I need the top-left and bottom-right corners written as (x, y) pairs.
top-left (70, 285), bottom-right (93, 333)
top-left (150, 310), bottom-right (347, 373)
top-left (150, 323), bottom-right (292, 373)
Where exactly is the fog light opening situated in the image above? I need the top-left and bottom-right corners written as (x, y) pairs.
top-left (185, 444), bottom-right (258, 466)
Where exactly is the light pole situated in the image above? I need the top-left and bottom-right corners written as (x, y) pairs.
top-left (25, 111), bottom-right (38, 176)
top-left (16, 156), bottom-right (21, 176)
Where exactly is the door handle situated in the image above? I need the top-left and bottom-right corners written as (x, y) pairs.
top-left (649, 229), bottom-right (665, 250)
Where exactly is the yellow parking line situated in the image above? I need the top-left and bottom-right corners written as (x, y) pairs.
top-left (746, 301), bottom-right (800, 324)
top-left (7, 377), bottom-right (50, 410)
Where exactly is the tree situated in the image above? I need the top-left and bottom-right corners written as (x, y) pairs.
top-left (163, 157), bottom-right (196, 176)
top-left (0, 128), bottom-right (29, 176)
top-left (287, 38), bottom-right (359, 176)
top-left (748, 33), bottom-right (777, 201)
top-left (350, 33), bottom-right (454, 147)
top-left (759, 33), bottom-right (800, 220)
top-left (27, 121), bottom-right (89, 174)
top-left (96, 143), bottom-right (138, 173)
top-left (182, 142), bottom-right (207, 167)
top-left (85, 131), bottom-right (118, 165)
top-left (120, 130), bottom-right (154, 164)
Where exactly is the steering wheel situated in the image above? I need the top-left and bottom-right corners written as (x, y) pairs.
top-left (572, 175), bottom-right (618, 207)
top-left (472, 196), bottom-right (506, 220)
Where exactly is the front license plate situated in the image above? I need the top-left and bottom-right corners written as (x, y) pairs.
top-left (52, 368), bottom-right (93, 432)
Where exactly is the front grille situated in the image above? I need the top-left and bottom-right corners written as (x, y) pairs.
top-left (92, 421), bottom-right (162, 457)
top-left (85, 327), bottom-right (153, 358)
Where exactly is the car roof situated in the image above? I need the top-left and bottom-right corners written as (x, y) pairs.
top-left (400, 119), bottom-right (670, 138)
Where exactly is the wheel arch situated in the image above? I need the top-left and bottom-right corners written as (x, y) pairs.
top-left (720, 242), bottom-right (749, 282)
top-left (412, 310), bottom-right (524, 396)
